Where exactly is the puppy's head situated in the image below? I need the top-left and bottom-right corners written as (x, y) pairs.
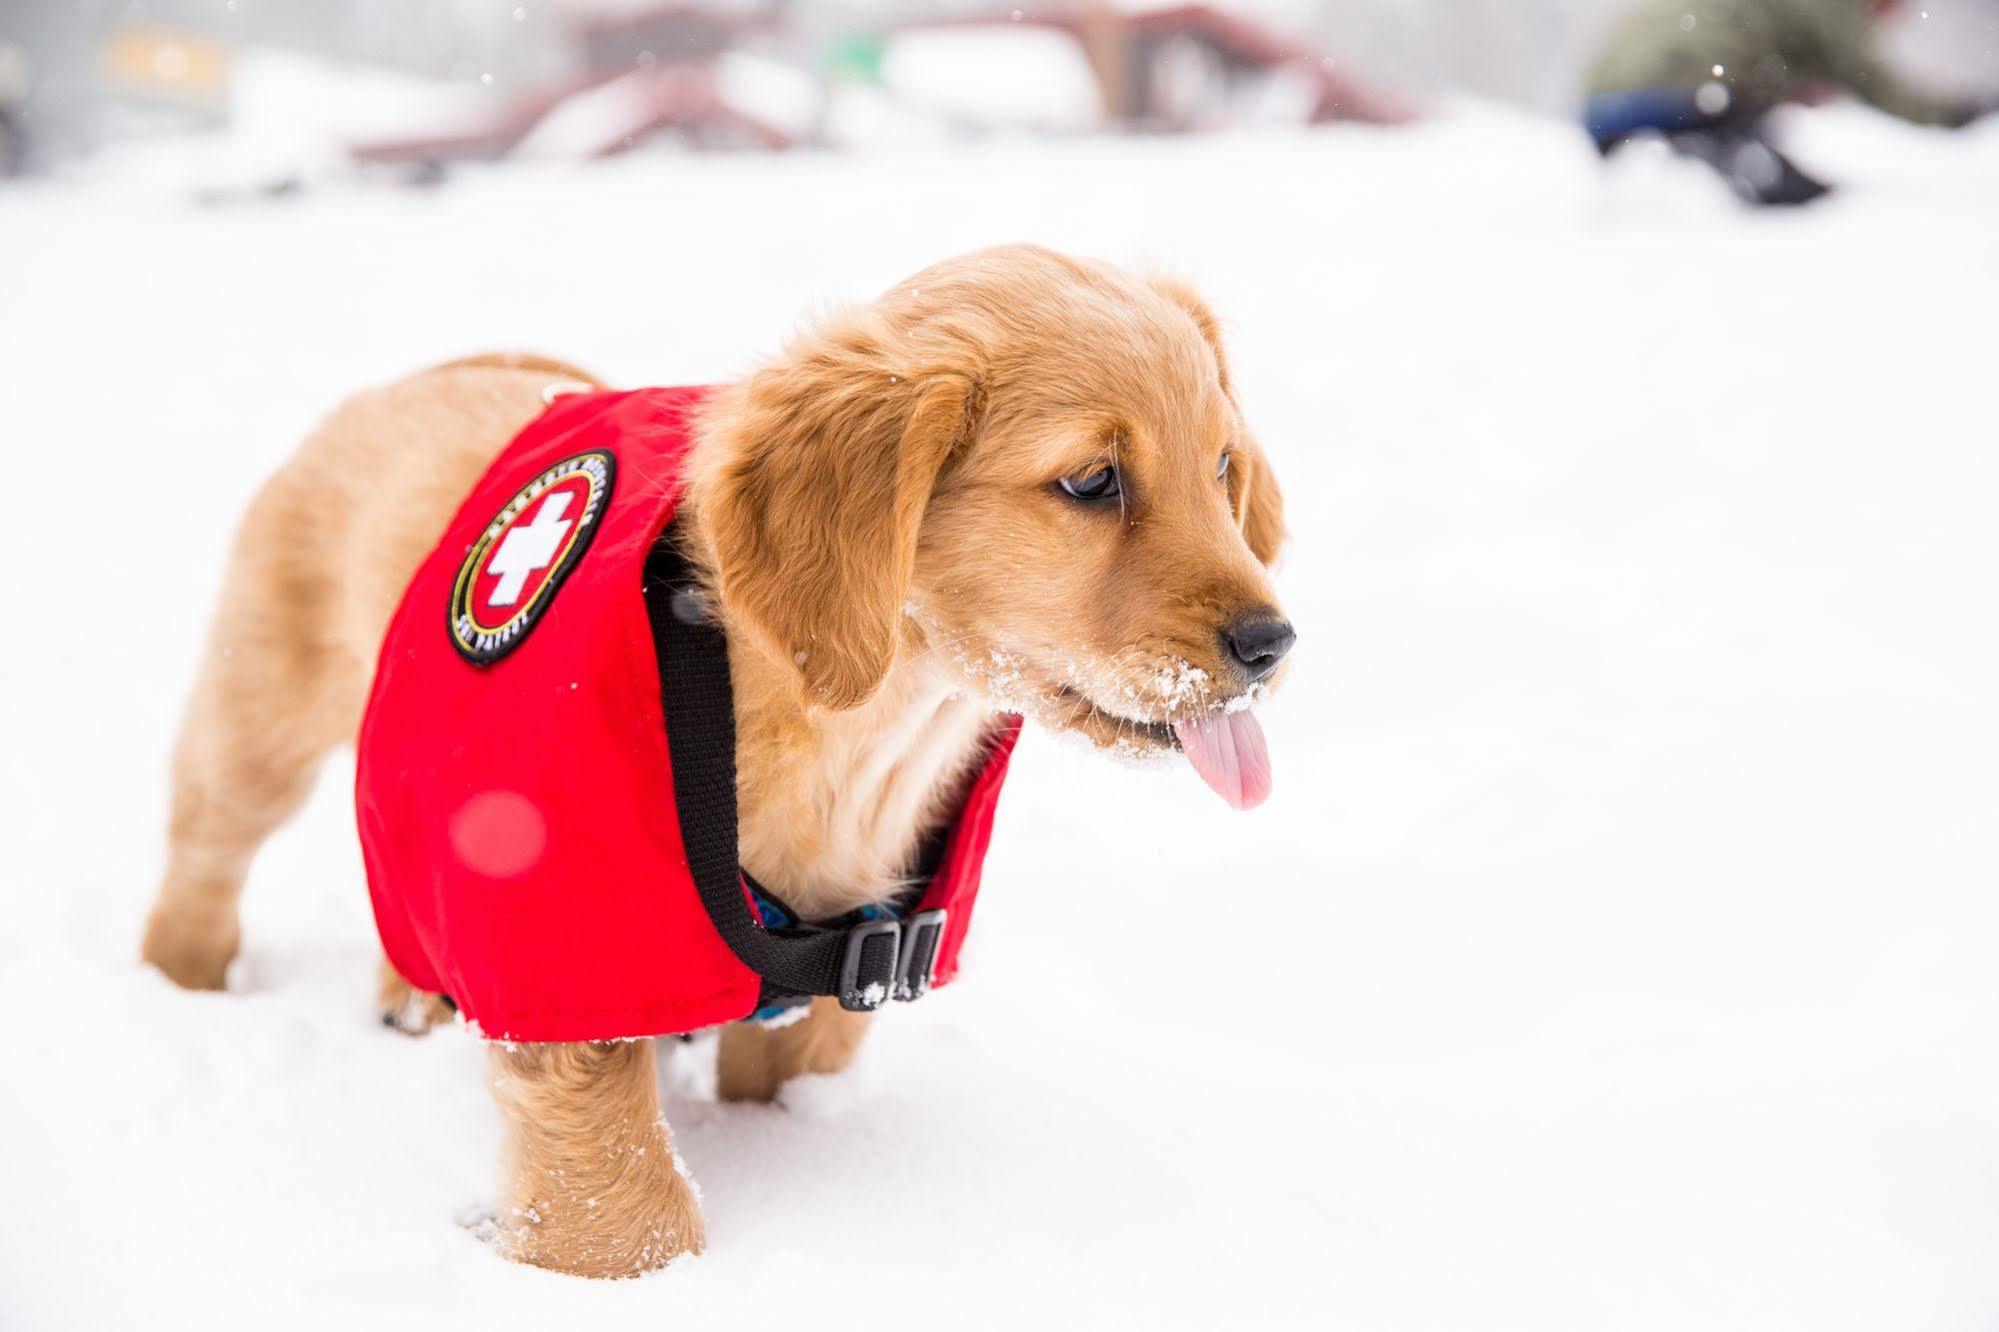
top-left (690, 245), bottom-right (1291, 808)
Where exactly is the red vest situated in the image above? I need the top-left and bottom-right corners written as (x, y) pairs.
top-left (356, 386), bottom-right (1020, 1042)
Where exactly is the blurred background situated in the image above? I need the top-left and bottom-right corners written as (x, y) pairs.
top-left (3, 0), bottom-right (1994, 184)
top-left (6, 4), bottom-right (1999, 1332)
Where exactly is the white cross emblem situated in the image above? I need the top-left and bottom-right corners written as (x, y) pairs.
top-left (484, 491), bottom-right (575, 607)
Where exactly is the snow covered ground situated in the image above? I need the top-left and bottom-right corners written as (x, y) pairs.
top-left (4, 104), bottom-right (1999, 1330)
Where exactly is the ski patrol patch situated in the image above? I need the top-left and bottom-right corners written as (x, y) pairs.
top-left (448, 450), bottom-right (615, 663)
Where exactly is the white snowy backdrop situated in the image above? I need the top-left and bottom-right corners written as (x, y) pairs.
top-left (4, 86), bottom-right (1999, 1332)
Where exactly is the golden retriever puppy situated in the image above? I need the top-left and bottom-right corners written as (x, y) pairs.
top-left (140, 244), bottom-right (1291, 1277)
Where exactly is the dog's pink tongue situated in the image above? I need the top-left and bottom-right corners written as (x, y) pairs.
top-left (1173, 711), bottom-right (1272, 810)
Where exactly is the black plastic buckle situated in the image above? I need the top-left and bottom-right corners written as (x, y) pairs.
top-left (893, 909), bottom-right (948, 1002)
top-left (838, 919), bottom-right (902, 1011)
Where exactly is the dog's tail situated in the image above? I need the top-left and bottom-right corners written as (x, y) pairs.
top-left (432, 351), bottom-right (605, 387)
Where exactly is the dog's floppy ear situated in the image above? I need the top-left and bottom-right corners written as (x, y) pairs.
top-left (693, 312), bottom-right (980, 711)
top-left (1151, 276), bottom-right (1287, 566)
top-left (1149, 274), bottom-right (1234, 397)
top-left (1229, 436), bottom-right (1287, 567)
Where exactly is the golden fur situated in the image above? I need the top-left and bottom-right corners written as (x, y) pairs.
top-left (140, 245), bottom-right (1287, 1277)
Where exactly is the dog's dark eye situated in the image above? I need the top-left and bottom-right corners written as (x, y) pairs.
top-left (1058, 465), bottom-right (1121, 502)
top-left (1217, 452), bottom-right (1232, 483)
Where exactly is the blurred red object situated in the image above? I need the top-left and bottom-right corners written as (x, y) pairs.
top-left (908, 4), bottom-right (1419, 129)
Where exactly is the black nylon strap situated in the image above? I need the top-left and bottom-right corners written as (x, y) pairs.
top-left (644, 534), bottom-right (899, 1008)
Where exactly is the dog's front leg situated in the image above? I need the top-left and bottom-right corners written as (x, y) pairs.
top-left (716, 998), bottom-right (873, 1102)
top-left (487, 1039), bottom-right (704, 1277)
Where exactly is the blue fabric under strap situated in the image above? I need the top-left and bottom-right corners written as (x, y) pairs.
top-left (1584, 87), bottom-right (1714, 142)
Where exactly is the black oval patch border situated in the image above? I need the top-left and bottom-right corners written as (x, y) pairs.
top-left (448, 449), bottom-right (617, 666)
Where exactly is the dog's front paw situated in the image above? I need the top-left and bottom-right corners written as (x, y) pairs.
top-left (377, 959), bottom-right (456, 1035)
top-left (497, 1160), bottom-right (706, 1278)
top-left (141, 904), bottom-right (239, 991)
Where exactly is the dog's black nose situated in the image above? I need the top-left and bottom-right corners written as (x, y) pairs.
top-left (1223, 612), bottom-right (1295, 683)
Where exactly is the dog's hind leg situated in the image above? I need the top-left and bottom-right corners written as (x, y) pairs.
top-left (141, 473), bottom-right (363, 991)
top-left (489, 1039), bottom-right (705, 1277)
top-left (378, 958), bottom-right (457, 1034)
top-left (140, 362), bottom-right (579, 994)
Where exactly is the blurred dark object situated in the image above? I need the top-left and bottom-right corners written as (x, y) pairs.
top-left (1665, 120), bottom-right (1831, 205)
top-left (1585, 0), bottom-right (1992, 205)
top-left (0, 42), bottom-right (25, 176)
top-left (1588, 88), bottom-right (1832, 205)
